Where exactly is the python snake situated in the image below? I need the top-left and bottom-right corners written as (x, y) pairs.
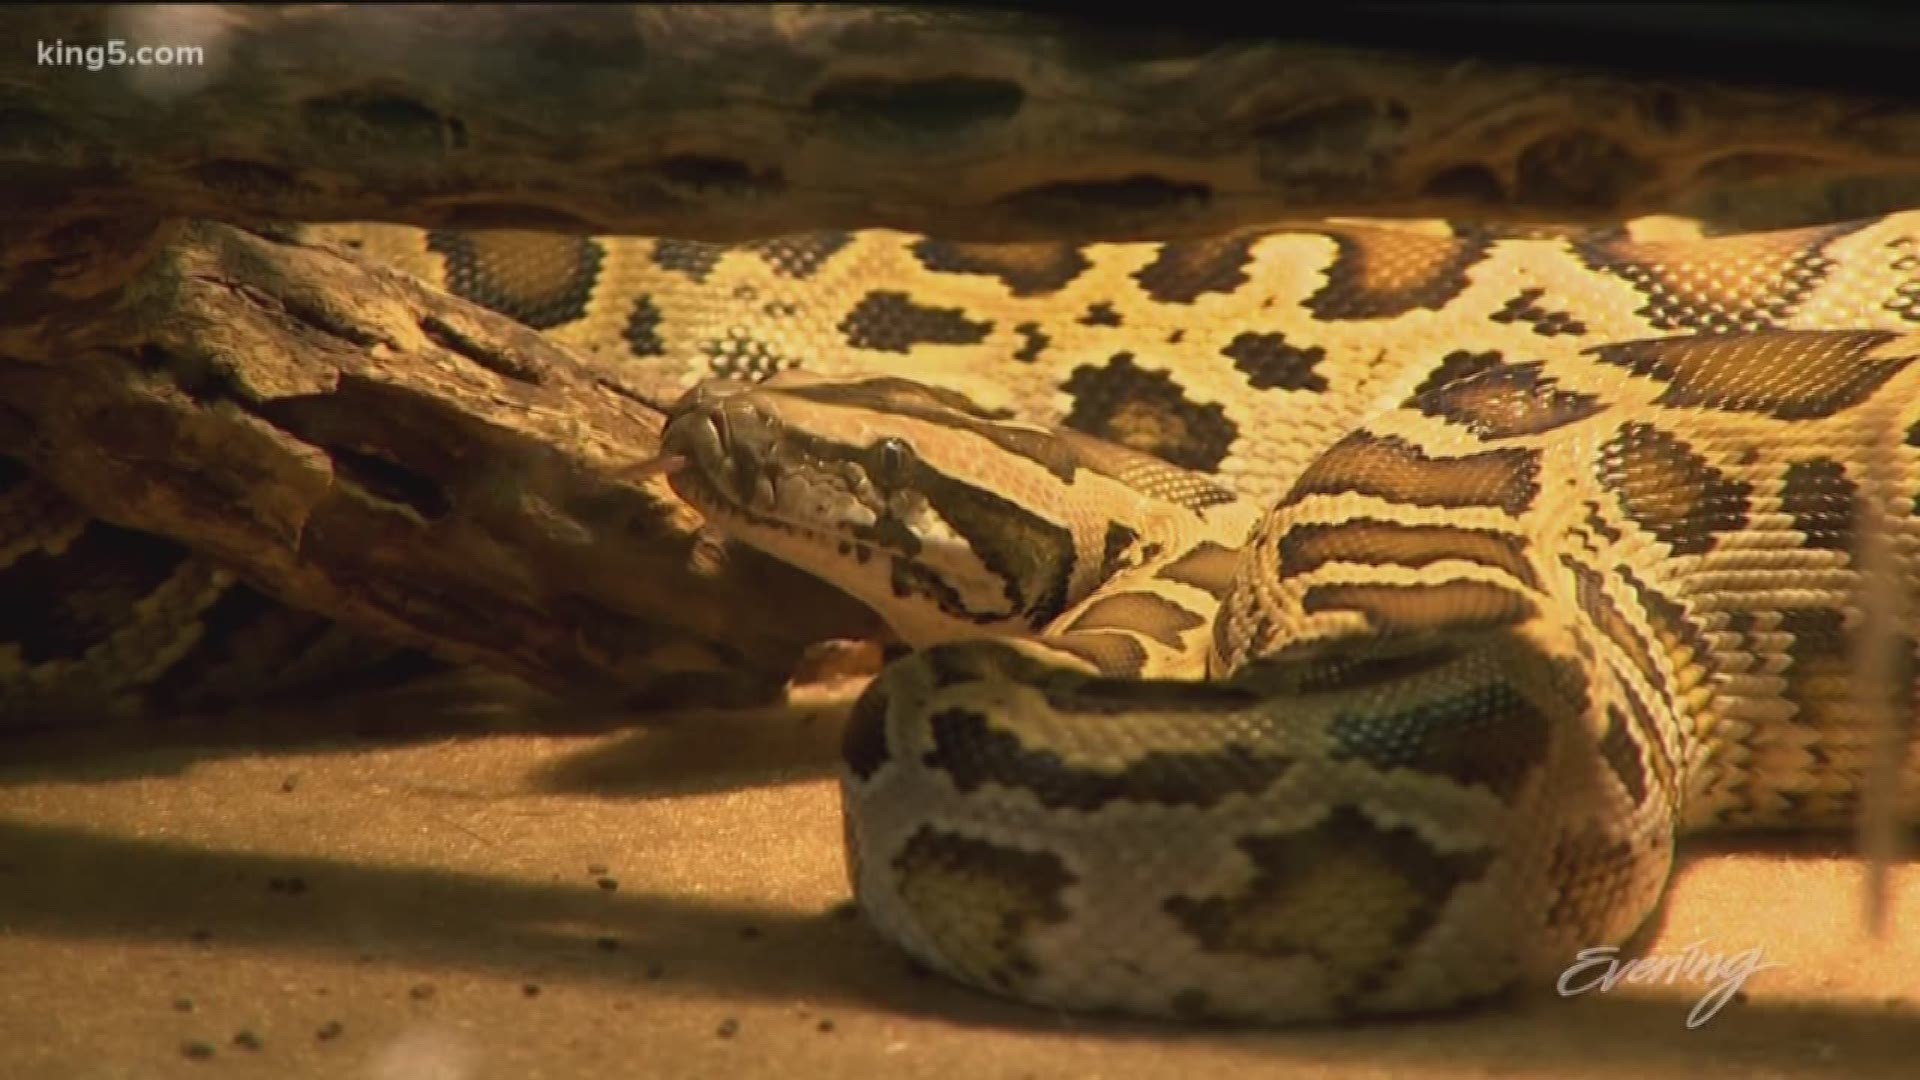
top-left (9, 213), bottom-right (1920, 1023)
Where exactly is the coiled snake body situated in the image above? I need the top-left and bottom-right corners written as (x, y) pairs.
top-left (12, 213), bottom-right (1920, 1023)
top-left (654, 213), bottom-right (1920, 1023)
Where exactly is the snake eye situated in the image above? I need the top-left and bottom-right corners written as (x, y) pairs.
top-left (872, 437), bottom-right (916, 483)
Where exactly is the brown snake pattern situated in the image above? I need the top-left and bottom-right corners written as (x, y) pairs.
top-left (7, 213), bottom-right (1920, 1023)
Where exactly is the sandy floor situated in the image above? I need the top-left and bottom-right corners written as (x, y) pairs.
top-left (1, 678), bottom-right (1915, 1080)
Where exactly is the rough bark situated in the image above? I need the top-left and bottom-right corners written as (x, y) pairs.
top-left (0, 217), bottom-right (882, 707)
top-left (4, 4), bottom-right (1920, 242)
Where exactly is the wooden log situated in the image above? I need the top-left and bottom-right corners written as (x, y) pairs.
top-left (4, 5), bottom-right (1920, 241)
top-left (0, 217), bottom-right (883, 708)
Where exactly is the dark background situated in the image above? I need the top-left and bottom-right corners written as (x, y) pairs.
top-left (1009, 3), bottom-right (1920, 98)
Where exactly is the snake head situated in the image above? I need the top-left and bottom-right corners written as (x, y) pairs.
top-left (658, 374), bottom-right (1161, 647)
top-left (660, 374), bottom-right (927, 541)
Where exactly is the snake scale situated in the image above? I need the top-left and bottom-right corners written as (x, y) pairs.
top-left (8, 212), bottom-right (1920, 1024)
